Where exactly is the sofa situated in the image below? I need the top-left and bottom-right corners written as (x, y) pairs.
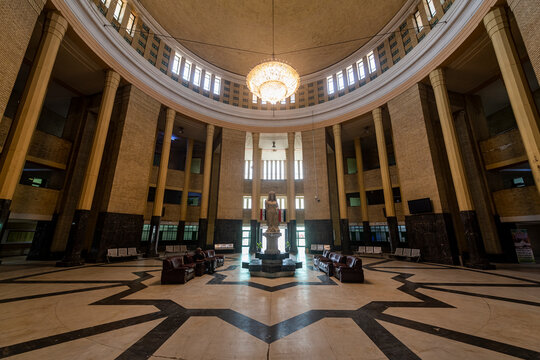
top-left (317, 252), bottom-right (347, 276)
top-left (161, 256), bottom-right (195, 284)
top-left (313, 249), bottom-right (331, 268)
top-left (205, 249), bottom-right (224, 268)
top-left (183, 253), bottom-right (206, 276)
top-left (334, 256), bottom-right (364, 283)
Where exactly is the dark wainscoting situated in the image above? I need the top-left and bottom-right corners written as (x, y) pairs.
top-left (27, 216), bottom-right (58, 260)
top-left (305, 219), bottom-right (334, 249)
top-left (214, 219), bottom-right (243, 253)
top-left (405, 213), bottom-right (459, 265)
top-left (89, 212), bottom-right (144, 262)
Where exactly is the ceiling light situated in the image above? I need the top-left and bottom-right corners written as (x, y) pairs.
top-left (246, 61), bottom-right (299, 104)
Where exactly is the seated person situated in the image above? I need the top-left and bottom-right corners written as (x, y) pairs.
top-left (194, 247), bottom-right (215, 274)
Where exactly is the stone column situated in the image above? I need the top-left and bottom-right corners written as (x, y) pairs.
top-left (286, 132), bottom-right (298, 254)
top-left (56, 70), bottom-right (121, 266)
top-left (198, 124), bottom-right (214, 249)
top-left (0, 12), bottom-right (68, 241)
top-left (429, 68), bottom-right (491, 269)
top-left (146, 108), bottom-right (175, 257)
top-left (484, 7), bottom-right (540, 195)
top-left (332, 124), bottom-right (351, 253)
top-left (250, 133), bottom-right (261, 253)
top-left (354, 137), bottom-right (371, 245)
top-left (176, 138), bottom-right (194, 243)
top-left (373, 107), bottom-right (399, 252)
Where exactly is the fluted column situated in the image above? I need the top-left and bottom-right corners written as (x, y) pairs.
top-left (146, 108), bottom-right (175, 257)
top-left (0, 12), bottom-right (68, 242)
top-left (56, 69), bottom-right (121, 267)
top-left (198, 124), bottom-right (214, 248)
top-left (484, 7), bottom-right (540, 195)
top-left (354, 137), bottom-right (371, 245)
top-left (286, 132), bottom-right (298, 254)
top-left (430, 68), bottom-right (491, 269)
top-left (250, 133), bottom-right (261, 253)
top-left (373, 108), bottom-right (399, 252)
top-left (332, 124), bottom-right (351, 253)
top-left (176, 138), bottom-right (194, 243)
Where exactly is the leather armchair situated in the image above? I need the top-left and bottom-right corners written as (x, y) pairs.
top-left (334, 256), bottom-right (364, 283)
top-left (205, 249), bottom-right (224, 267)
top-left (313, 249), bottom-right (330, 268)
top-left (161, 256), bottom-right (195, 284)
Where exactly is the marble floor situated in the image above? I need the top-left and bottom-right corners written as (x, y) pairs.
top-left (0, 254), bottom-right (539, 359)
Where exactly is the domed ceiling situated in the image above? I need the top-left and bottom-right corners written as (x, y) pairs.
top-left (138, 0), bottom-right (407, 76)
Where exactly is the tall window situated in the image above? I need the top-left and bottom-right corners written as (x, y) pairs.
top-left (295, 196), bottom-right (305, 210)
top-left (252, 94), bottom-right (258, 104)
top-left (367, 51), bottom-right (377, 74)
top-left (327, 76), bottom-right (335, 94)
top-left (193, 67), bottom-right (202, 86)
top-left (203, 72), bottom-right (211, 91)
top-left (290, 94), bottom-right (295, 103)
top-left (425, 0), bottom-right (436, 19)
top-left (172, 54), bottom-right (181, 75)
top-left (356, 60), bottom-right (366, 79)
top-left (244, 160), bottom-right (253, 179)
top-left (182, 61), bottom-right (192, 81)
top-left (261, 100), bottom-right (267, 105)
top-left (280, 99), bottom-right (286, 105)
top-left (262, 160), bottom-right (285, 180)
top-left (346, 66), bottom-right (355, 86)
top-left (294, 160), bottom-right (303, 180)
top-left (414, 11), bottom-right (423, 33)
top-left (126, 13), bottom-right (136, 36)
top-left (243, 196), bottom-right (252, 209)
top-left (213, 76), bottom-right (221, 95)
top-left (113, 0), bottom-right (124, 21)
top-left (336, 71), bottom-right (345, 91)
top-left (277, 197), bottom-right (286, 209)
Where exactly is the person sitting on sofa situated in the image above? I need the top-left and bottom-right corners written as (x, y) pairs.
top-left (194, 247), bottom-right (215, 274)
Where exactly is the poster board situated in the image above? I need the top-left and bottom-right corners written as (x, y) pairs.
top-left (511, 229), bottom-right (535, 263)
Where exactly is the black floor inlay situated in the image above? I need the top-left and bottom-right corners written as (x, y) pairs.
top-left (0, 258), bottom-right (539, 359)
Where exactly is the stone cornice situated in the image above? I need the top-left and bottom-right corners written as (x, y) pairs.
top-left (51, 0), bottom-right (496, 131)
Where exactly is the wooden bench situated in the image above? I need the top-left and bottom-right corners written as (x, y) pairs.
top-left (107, 247), bottom-right (142, 262)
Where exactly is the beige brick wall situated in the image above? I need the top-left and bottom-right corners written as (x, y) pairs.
top-left (508, 0), bottom-right (540, 83)
top-left (479, 128), bottom-right (526, 168)
top-left (10, 184), bottom-right (58, 219)
top-left (217, 128), bottom-right (245, 219)
top-left (148, 167), bottom-right (203, 193)
top-left (105, 85), bottom-right (160, 215)
top-left (493, 185), bottom-right (540, 217)
top-left (388, 84), bottom-right (443, 214)
top-left (302, 128), bottom-right (330, 220)
top-left (0, 0), bottom-right (45, 120)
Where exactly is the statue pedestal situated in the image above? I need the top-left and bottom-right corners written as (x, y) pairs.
top-left (263, 231), bottom-right (281, 254)
top-left (242, 231), bottom-right (302, 278)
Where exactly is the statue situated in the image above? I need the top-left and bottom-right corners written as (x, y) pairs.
top-left (265, 191), bottom-right (279, 233)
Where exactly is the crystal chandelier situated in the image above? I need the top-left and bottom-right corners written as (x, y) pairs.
top-left (246, 61), bottom-right (299, 104)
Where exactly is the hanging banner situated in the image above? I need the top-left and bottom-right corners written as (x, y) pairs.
top-left (511, 229), bottom-right (535, 263)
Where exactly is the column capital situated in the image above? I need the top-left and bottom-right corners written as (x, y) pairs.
top-left (44, 11), bottom-right (68, 41)
top-left (165, 107), bottom-right (176, 120)
top-left (429, 68), bottom-right (446, 89)
top-left (206, 123), bottom-right (215, 137)
top-left (104, 70), bottom-right (121, 89)
top-left (483, 7), bottom-right (508, 39)
top-left (372, 107), bottom-right (383, 122)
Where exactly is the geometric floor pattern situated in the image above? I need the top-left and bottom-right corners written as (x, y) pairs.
top-left (1, 255), bottom-right (539, 359)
